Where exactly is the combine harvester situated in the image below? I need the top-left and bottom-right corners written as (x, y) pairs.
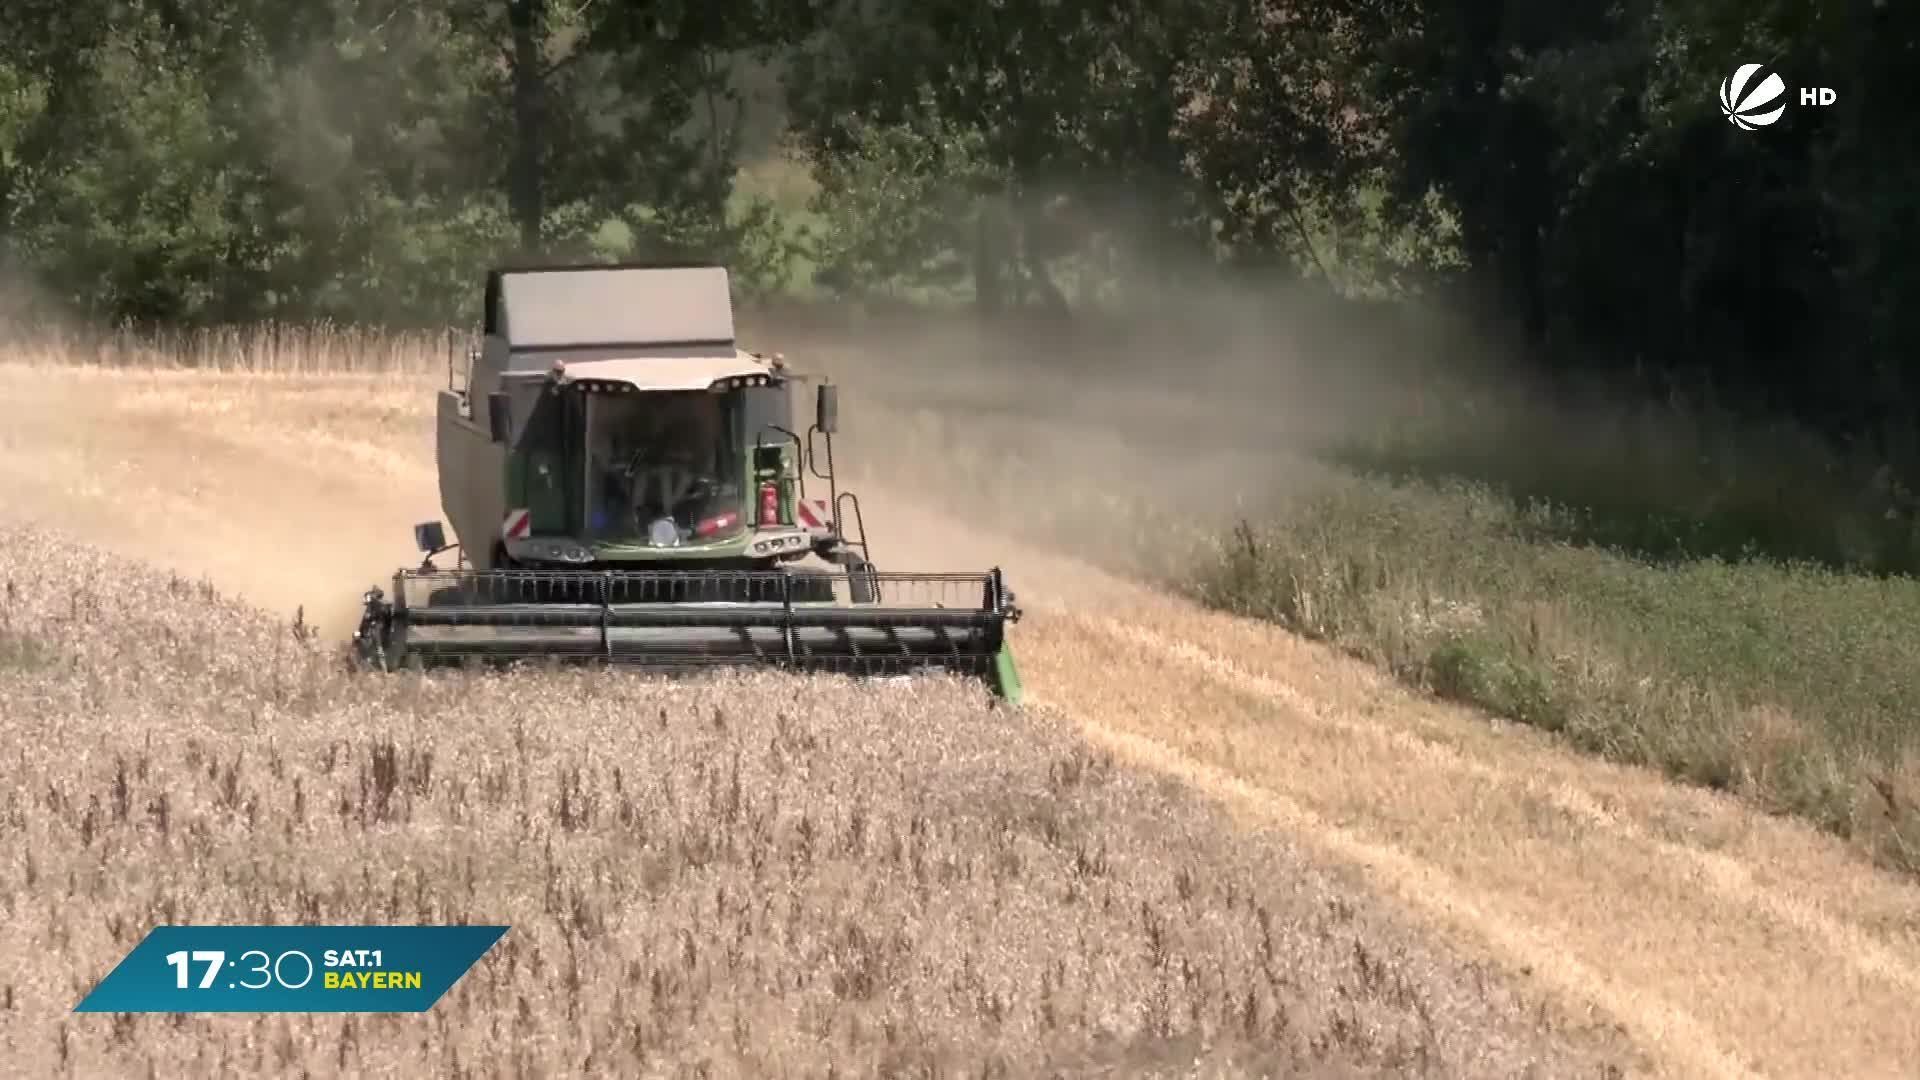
top-left (352, 262), bottom-right (1024, 701)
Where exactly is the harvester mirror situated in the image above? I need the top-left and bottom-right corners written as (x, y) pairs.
top-left (414, 521), bottom-right (447, 553)
top-left (486, 392), bottom-right (511, 443)
top-left (816, 383), bottom-right (839, 435)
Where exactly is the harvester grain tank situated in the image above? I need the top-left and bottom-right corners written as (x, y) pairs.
top-left (351, 262), bottom-right (1023, 700)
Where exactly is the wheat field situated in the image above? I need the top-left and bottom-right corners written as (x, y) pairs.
top-left (5, 327), bottom-right (1920, 1077)
top-left (0, 528), bottom-right (1618, 1077)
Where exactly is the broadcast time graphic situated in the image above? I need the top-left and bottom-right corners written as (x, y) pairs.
top-left (72, 926), bottom-right (508, 1013)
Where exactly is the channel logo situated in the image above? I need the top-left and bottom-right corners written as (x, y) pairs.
top-left (1719, 64), bottom-right (1836, 130)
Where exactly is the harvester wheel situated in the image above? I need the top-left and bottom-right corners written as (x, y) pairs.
top-left (350, 589), bottom-right (396, 672)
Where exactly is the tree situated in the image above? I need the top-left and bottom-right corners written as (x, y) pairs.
top-left (786, 0), bottom-right (1259, 311)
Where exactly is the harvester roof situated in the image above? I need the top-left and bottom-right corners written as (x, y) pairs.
top-left (486, 262), bottom-right (736, 352)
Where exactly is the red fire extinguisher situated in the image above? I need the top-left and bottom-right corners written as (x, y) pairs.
top-left (758, 481), bottom-right (779, 526)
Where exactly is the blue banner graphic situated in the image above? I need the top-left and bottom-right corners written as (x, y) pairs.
top-left (73, 925), bottom-right (508, 1013)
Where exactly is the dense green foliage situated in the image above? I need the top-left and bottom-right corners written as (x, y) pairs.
top-left (1185, 474), bottom-right (1920, 874)
top-left (0, 0), bottom-right (807, 323)
top-left (4, 0), bottom-right (1915, 442)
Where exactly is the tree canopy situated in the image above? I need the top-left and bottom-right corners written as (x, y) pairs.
top-left (1, 0), bottom-right (1915, 442)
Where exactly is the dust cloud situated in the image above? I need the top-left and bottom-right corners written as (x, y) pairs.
top-left (738, 276), bottom-right (1467, 583)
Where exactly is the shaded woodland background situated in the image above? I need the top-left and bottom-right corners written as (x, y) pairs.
top-left (4, 0), bottom-right (1919, 554)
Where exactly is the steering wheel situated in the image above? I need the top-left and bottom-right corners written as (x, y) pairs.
top-left (619, 454), bottom-right (716, 521)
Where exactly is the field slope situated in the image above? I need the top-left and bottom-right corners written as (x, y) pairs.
top-left (3, 351), bottom-right (1919, 1076)
top-left (1, 528), bottom-right (1618, 1076)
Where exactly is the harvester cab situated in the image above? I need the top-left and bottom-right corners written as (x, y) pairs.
top-left (352, 262), bottom-right (1023, 701)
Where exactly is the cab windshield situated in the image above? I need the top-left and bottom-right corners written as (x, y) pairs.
top-left (583, 389), bottom-right (746, 545)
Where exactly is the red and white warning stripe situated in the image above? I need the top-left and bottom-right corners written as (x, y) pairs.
top-left (795, 498), bottom-right (832, 531)
top-left (501, 508), bottom-right (532, 540)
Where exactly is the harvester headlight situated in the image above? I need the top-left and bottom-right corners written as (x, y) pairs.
top-left (508, 539), bottom-right (595, 564)
top-left (751, 534), bottom-right (807, 556)
top-left (647, 517), bottom-right (681, 547)
top-left (546, 541), bottom-right (595, 564)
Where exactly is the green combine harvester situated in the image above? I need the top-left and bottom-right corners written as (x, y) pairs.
top-left (352, 262), bottom-right (1024, 701)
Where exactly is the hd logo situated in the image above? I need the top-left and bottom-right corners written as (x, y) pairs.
top-left (1719, 63), bottom-right (1837, 130)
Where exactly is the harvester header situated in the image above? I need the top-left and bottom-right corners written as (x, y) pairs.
top-left (352, 261), bottom-right (1023, 701)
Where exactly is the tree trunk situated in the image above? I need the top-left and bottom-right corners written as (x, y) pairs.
top-left (972, 192), bottom-right (1008, 314)
top-left (507, 0), bottom-right (545, 253)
